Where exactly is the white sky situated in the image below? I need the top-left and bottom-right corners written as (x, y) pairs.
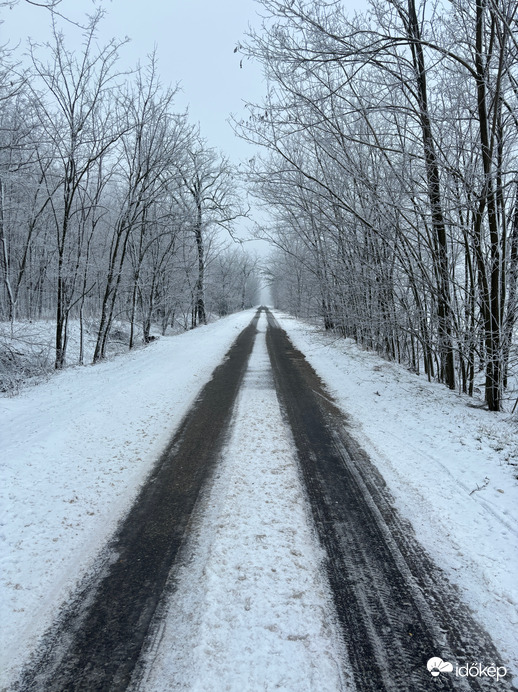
top-left (2, 0), bottom-right (265, 163)
top-left (1, 0), bottom-right (367, 252)
top-left (1, 0), bottom-right (269, 251)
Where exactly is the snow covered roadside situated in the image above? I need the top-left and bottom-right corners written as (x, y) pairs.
top-left (275, 312), bottom-right (518, 676)
top-left (0, 309), bottom-right (256, 689)
top-left (132, 314), bottom-right (351, 692)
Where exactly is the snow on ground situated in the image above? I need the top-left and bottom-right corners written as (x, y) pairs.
top-left (0, 309), bottom-right (255, 689)
top-left (0, 318), bottom-right (132, 394)
top-left (132, 314), bottom-right (352, 692)
top-left (2, 307), bottom-right (517, 689)
top-left (275, 312), bottom-right (518, 676)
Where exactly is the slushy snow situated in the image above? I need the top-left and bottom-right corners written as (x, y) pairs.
top-left (277, 312), bottom-right (518, 677)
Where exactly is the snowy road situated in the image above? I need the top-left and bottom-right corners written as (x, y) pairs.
top-left (131, 312), bottom-right (351, 691)
top-left (265, 312), bottom-right (512, 691)
top-left (9, 309), bottom-right (515, 691)
top-left (16, 313), bottom-right (261, 691)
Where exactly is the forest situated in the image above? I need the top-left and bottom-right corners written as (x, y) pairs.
top-left (1, 0), bottom-right (517, 414)
top-left (238, 0), bottom-right (517, 412)
top-left (0, 4), bottom-right (260, 380)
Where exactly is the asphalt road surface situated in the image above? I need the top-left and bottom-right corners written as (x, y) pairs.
top-left (17, 308), bottom-right (513, 691)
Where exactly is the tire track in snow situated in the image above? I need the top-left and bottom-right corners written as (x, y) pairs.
top-left (265, 310), bottom-right (514, 691)
top-left (131, 313), bottom-right (352, 691)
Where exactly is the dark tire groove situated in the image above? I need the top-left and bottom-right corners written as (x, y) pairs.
top-left (265, 310), bottom-right (514, 692)
top-left (17, 310), bottom-right (261, 692)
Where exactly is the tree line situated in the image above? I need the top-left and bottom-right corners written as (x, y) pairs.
top-left (0, 7), bottom-right (259, 369)
top-left (238, 0), bottom-right (517, 411)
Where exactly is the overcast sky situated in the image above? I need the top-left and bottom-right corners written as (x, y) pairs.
top-left (1, 0), bottom-right (367, 253)
top-left (1, 0), bottom-right (275, 253)
top-left (2, 0), bottom-right (266, 162)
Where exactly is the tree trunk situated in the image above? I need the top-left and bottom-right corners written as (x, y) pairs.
top-left (474, 0), bottom-right (504, 410)
top-left (407, 0), bottom-right (455, 389)
top-left (0, 176), bottom-right (16, 328)
top-left (55, 254), bottom-right (66, 369)
top-left (129, 277), bottom-right (139, 349)
top-left (503, 186), bottom-right (518, 390)
top-left (193, 203), bottom-right (206, 326)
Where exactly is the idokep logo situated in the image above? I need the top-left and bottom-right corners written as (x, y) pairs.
top-left (427, 656), bottom-right (508, 682)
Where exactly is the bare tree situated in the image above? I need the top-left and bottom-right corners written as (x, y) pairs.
top-left (179, 138), bottom-right (246, 327)
top-left (29, 11), bottom-right (126, 368)
top-left (207, 246), bottom-right (260, 315)
top-left (93, 57), bottom-right (190, 362)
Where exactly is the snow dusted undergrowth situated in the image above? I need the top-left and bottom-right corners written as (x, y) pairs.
top-left (1, 308), bottom-right (517, 689)
top-left (132, 315), bottom-right (351, 691)
top-left (0, 318), bottom-right (132, 394)
top-left (0, 310), bottom-right (255, 688)
top-left (277, 313), bottom-right (518, 677)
